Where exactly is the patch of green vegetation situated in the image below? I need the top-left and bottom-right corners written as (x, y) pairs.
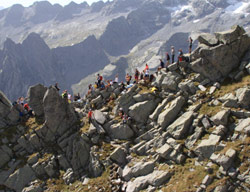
top-left (96, 142), bottom-right (115, 161)
top-left (214, 75), bottom-right (250, 98)
top-left (161, 159), bottom-right (207, 192)
top-left (198, 103), bottom-right (222, 116)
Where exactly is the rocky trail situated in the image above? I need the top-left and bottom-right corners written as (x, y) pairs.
top-left (0, 25), bottom-right (250, 192)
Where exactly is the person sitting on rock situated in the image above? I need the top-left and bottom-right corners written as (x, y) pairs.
top-left (125, 73), bottom-right (131, 85)
top-left (62, 90), bottom-right (68, 99)
top-left (159, 59), bottom-right (165, 69)
top-left (178, 49), bottom-right (184, 63)
top-left (23, 103), bottom-right (33, 117)
top-left (114, 74), bottom-right (119, 84)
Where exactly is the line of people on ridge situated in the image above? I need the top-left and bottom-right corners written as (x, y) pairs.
top-left (12, 97), bottom-right (33, 122)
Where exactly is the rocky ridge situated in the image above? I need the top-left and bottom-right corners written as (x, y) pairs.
top-left (0, 26), bottom-right (250, 192)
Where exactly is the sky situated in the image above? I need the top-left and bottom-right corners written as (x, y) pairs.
top-left (0, 0), bottom-right (108, 9)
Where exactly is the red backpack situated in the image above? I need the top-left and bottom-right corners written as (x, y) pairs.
top-left (100, 76), bottom-right (103, 81)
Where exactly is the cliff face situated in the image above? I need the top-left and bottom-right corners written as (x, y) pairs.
top-left (0, 26), bottom-right (250, 192)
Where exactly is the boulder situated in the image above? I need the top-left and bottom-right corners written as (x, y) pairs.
top-left (235, 118), bottom-right (250, 134)
top-left (110, 147), bottom-right (127, 165)
top-left (122, 161), bottom-right (155, 181)
top-left (190, 26), bottom-right (250, 81)
top-left (195, 134), bottom-right (221, 158)
top-left (156, 143), bottom-right (173, 159)
top-left (211, 110), bottom-right (230, 126)
top-left (88, 153), bottom-right (103, 177)
top-left (198, 33), bottom-right (219, 46)
top-left (93, 110), bottom-right (106, 125)
top-left (185, 127), bottom-right (205, 149)
top-left (126, 170), bottom-right (173, 192)
top-left (43, 87), bottom-right (77, 138)
top-left (4, 165), bottom-right (36, 192)
top-left (109, 123), bottom-right (134, 140)
top-left (27, 84), bottom-right (47, 118)
top-left (235, 87), bottom-right (250, 109)
top-left (149, 94), bottom-right (174, 121)
top-left (0, 149), bottom-right (11, 168)
top-left (157, 96), bottom-right (186, 130)
top-left (161, 72), bottom-right (182, 91)
top-left (129, 100), bottom-right (159, 123)
top-left (167, 111), bottom-right (194, 139)
top-left (214, 25), bottom-right (246, 44)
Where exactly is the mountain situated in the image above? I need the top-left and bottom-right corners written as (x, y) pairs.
top-left (0, 26), bottom-right (250, 192)
top-left (0, 0), bottom-right (250, 100)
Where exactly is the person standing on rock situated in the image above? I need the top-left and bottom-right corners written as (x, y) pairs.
top-left (114, 74), bottom-right (119, 84)
top-left (171, 46), bottom-right (175, 64)
top-left (88, 109), bottom-right (94, 124)
top-left (166, 52), bottom-right (170, 68)
top-left (188, 37), bottom-right (193, 54)
top-left (134, 69), bottom-right (140, 83)
top-left (97, 74), bottom-right (103, 88)
top-left (54, 82), bottom-right (60, 91)
top-left (125, 73), bottom-right (131, 85)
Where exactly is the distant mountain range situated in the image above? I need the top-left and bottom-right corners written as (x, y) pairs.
top-left (0, 0), bottom-right (249, 100)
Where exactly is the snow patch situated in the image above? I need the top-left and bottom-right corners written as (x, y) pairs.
top-left (226, 0), bottom-right (250, 17)
top-left (193, 19), bottom-right (200, 23)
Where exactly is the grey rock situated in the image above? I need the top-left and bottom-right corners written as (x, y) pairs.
top-left (212, 125), bottom-right (227, 137)
top-left (167, 111), bottom-right (194, 139)
top-left (214, 25), bottom-right (246, 44)
top-left (202, 175), bottom-right (213, 186)
top-left (129, 100), bottom-right (159, 123)
top-left (88, 152), bottom-right (103, 177)
top-left (0, 149), bottom-right (11, 168)
top-left (198, 33), bottom-right (219, 46)
top-left (27, 84), bottom-right (47, 118)
top-left (44, 162), bottom-right (56, 177)
top-left (58, 155), bottom-right (70, 170)
top-left (157, 96), bottom-right (186, 130)
top-left (63, 168), bottom-right (75, 185)
top-left (195, 134), bottom-right (221, 158)
top-left (43, 87), bottom-right (77, 139)
top-left (149, 94), bottom-right (174, 121)
top-left (168, 62), bottom-right (178, 71)
top-left (126, 170), bottom-right (173, 192)
top-left (201, 117), bottom-right (212, 129)
top-left (161, 72), bottom-right (182, 91)
top-left (5, 165), bottom-right (36, 192)
top-left (22, 185), bottom-right (43, 192)
top-left (93, 110), bottom-right (106, 125)
top-left (123, 161), bottom-right (155, 181)
top-left (235, 118), bottom-right (250, 134)
top-left (156, 143), bottom-right (173, 159)
top-left (109, 123), bottom-right (134, 140)
top-left (211, 110), bottom-right (230, 126)
top-left (110, 147), bottom-right (127, 165)
top-left (235, 87), bottom-right (250, 109)
top-left (185, 127), bottom-right (205, 149)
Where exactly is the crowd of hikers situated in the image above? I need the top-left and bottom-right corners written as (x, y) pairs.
top-left (87, 37), bottom-right (193, 124)
top-left (13, 37), bottom-right (193, 124)
top-left (12, 97), bottom-right (33, 122)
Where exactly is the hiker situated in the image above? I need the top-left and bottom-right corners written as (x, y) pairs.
top-left (88, 109), bottom-right (94, 124)
top-left (122, 113), bottom-right (128, 124)
top-left (159, 59), bottom-right (165, 69)
top-left (23, 103), bottom-right (33, 117)
top-left (97, 74), bottom-right (103, 88)
top-left (120, 81), bottom-right (126, 92)
top-left (114, 74), bottom-right (119, 83)
top-left (62, 90), bottom-right (68, 99)
top-left (134, 69), bottom-right (140, 83)
top-left (55, 82), bottom-right (60, 91)
top-left (94, 82), bottom-right (98, 89)
top-left (188, 37), bottom-right (193, 53)
top-left (149, 74), bottom-right (155, 82)
top-left (166, 52), bottom-right (170, 68)
top-left (118, 108), bottom-right (124, 118)
top-left (145, 63), bottom-right (149, 71)
top-left (178, 49), bottom-right (184, 63)
top-left (74, 93), bottom-right (81, 101)
top-left (68, 93), bottom-right (72, 103)
top-left (100, 82), bottom-right (105, 90)
top-left (88, 84), bottom-right (93, 95)
top-left (125, 73), bottom-right (131, 85)
top-left (171, 46), bottom-right (175, 64)
top-left (145, 68), bottom-right (149, 79)
top-left (140, 71), bottom-right (144, 80)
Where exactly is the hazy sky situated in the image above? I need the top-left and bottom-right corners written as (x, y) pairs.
top-left (0, 0), bottom-right (108, 8)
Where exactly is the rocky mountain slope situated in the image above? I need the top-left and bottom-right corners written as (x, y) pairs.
top-left (0, 0), bottom-right (250, 100)
top-left (0, 26), bottom-right (250, 192)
